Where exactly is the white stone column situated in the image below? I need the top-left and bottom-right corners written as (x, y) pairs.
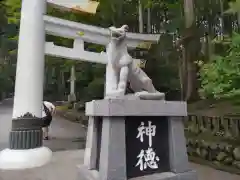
top-left (68, 65), bottom-right (76, 102)
top-left (0, 0), bottom-right (52, 170)
top-left (70, 66), bottom-right (76, 94)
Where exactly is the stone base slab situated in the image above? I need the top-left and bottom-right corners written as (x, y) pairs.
top-left (77, 165), bottom-right (197, 180)
top-left (85, 99), bottom-right (187, 117)
top-left (77, 165), bottom-right (99, 180)
top-left (129, 170), bottom-right (197, 180)
top-left (0, 147), bottom-right (52, 170)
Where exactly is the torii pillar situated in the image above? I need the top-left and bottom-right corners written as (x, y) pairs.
top-left (0, 0), bottom-right (100, 170)
top-left (0, 0), bottom-right (52, 169)
top-left (68, 65), bottom-right (77, 103)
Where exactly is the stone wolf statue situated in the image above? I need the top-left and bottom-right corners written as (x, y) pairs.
top-left (104, 25), bottom-right (165, 100)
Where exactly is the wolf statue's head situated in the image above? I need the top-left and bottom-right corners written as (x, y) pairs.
top-left (109, 25), bottom-right (129, 43)
top-left (106, 25), bottom-right (130, 66)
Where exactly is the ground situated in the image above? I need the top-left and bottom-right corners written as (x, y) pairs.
top-left (0, 99), bottom-right (239, 180)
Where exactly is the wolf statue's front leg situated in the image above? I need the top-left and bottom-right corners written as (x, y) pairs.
top-left (105, 65), bottom-right (119, 98)
top-left (117, 66), bottom-right (129, 95)
top-left (105, 66), bottom-right (129, 99)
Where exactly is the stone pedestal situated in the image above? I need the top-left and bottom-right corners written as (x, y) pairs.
top-left (78, 99), bottom-right (197, 180)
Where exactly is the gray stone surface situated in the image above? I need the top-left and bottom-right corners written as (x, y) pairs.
top-left (77, 164), bottom-right (99, 180)
top-left (1, 149), bottom-right (240, 180)
top-left (81, 116), bottom-right (128, 180)
top-left (99, 117), bottom-right (126, 180)
top-left (0, 150), bottom-right (83, 180)
top-left (176, 170), bottom-right (197, 180)
top-left (0, 100), bottom-right (240, 180)
top-left (86, 99), bottom-right (187, 116)
top-left (44, 15), bottom-right (160, 49)
top-left (129, 172), bottom-right (176, 180)
top-left (128, 170), bottom-right (197, 180)
top-left (84, 116), bottom-right (98, 169)
top-left (84, 99), bottom-right (191, 180)
top-left (168, 117), bottom-right (190, 173)
top-left (0, 104), bottom-right (12, 150)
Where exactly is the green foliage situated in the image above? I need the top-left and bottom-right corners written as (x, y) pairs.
top-left (199, 32), bottom-right (240, 100)
top-left (83, 77), bottom-right (104, 101)
top-left (0, 0), bottom-right (17, 99)
top-left (4, 0), bottom-right (21, 24)
top-left (225, 0), bottom-right (240, 14)
top-left (1, 0), bottom-right (238, 103)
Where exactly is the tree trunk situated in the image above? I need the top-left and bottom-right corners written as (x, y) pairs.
top-left (204, 34), bottom-right (212, 62)
top-left (238, 12), bottom-right (240, 30)
top-left (147, 8), bottom-right (151, 33)
top-left (219, 0), bottom-right (224, 39)
top-left (138, 0), bottom-right (143, 33)
top-left (179, 47), bottom-right (186, 101)
top-left (183, 0), bottom-right (199, 101)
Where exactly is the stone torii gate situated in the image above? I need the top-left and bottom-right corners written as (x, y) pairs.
top-left (0, 0), bottom-right (160, 170)
top-left (44, 15), bottom-right (151, 101)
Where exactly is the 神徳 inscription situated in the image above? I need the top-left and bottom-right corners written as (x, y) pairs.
top-left (136, 121), bottom-right (160, 171)
top-left (125, 116), bottom-right (170, 178)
